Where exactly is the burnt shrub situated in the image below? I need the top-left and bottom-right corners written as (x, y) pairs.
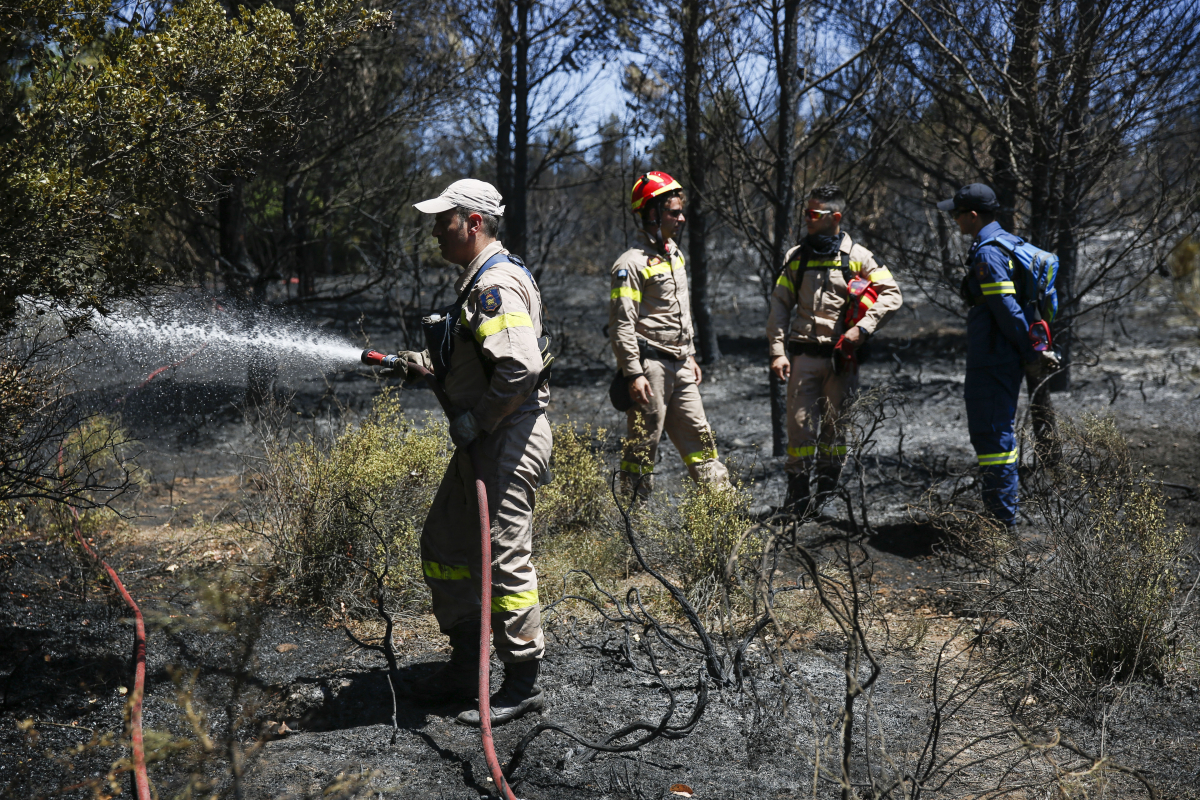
top-left (952, 416), bottom-right (1188, 704)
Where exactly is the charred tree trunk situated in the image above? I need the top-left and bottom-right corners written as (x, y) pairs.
top-left (1047, 0), bottom-right (1099, 394)
top-left (496, 0), bottom-right (514, 218)
top-left (511, 0), bottom-right (530, 258)
top-left (768, 0), bottom-right (801, 456)
top-left (682, 0), bottom-right (719, 364)
top-left (283, 171), bottom-right (314, 299)
top-left (996, 0), bottom-right (1060, 452)
top-left (218, 176), bottom-right (254, 299)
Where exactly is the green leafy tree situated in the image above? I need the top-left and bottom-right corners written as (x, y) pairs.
top-left (0, 0), bottom-right (388, 327)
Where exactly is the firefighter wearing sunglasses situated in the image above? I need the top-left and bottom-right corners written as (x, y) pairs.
top-left (609, 171), bottom-right (730, 500)
top-left (766, 184), bottom-right (904, 515)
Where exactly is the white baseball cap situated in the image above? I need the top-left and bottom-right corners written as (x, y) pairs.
top-left (413, 179), bottom-right (506, 216)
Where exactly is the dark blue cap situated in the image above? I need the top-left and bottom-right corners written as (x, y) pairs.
top-left (937, 183), bottom-right (1000, 213)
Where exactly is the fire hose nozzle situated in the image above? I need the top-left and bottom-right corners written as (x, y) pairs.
top-left (361, 349), bottom-right (401, 369)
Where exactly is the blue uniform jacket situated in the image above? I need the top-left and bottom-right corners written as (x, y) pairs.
top-left (964, 222), bottom-right (1039, 369)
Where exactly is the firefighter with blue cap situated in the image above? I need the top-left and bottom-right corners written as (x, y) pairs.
top-left (938, 184), bottom-right (1060, 529)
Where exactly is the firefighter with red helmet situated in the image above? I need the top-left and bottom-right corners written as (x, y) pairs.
top-left (609, 171), bottom-right (729, 499)
top-left (766, 184), bottom-right (903, 514)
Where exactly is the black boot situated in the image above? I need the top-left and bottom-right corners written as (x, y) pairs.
top-left (811, 467), bottom-right (841, 512)
top-left (411, 620), bottom-right (480, 706)
top-left (456, 659), bottom-right (544, 726)
top-left (783, 472), bottom-right (810, 515)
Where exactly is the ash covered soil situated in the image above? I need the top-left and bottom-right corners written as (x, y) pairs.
top-left (3, 264), bottom-right (1200, 799)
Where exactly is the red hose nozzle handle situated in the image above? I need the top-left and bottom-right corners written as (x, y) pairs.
top-left (361, 349), bottom-right (401, 369)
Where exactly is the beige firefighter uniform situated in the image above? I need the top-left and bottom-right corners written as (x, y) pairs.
top-left (765, 233), bottom-right (902, 474)
top-left (610, 236), bottom-right (728, 492)
top-left (415, 240), bottom-right (551, 663)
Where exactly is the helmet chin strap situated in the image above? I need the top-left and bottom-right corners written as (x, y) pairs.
top-left (640, 206), bottom-right (668, 250)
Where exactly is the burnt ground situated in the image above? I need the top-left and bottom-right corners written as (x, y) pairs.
top-left (2, 262), bottom-right (1200, 799)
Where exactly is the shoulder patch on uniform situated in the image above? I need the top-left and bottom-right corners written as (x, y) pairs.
top-left (976, 263), bottom-right (988, 279)
top-left (617, 269), bottom-right (628, 278)
top-left (647, 256), bottom-right (662, 266)
top-left (480, 287), bottom-right (501, 313)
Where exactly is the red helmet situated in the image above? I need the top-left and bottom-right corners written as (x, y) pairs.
top-left (630, 171), bottom-right (683, 212)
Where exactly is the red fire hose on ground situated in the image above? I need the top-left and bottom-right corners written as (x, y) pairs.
top-left (67, 507), bottom-right (152, 800)
top-left (361, 350), bottom-right (519, 800)
top-left (57, 443), bottom-right (151, 800)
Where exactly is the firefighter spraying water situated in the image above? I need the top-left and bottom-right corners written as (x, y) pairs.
top-left (362, 346), bottom-right (521, 799)
top-left (360, 178), bottom-right (556, 799)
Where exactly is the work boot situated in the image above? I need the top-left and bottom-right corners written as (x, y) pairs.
top-left (810, 467), bottom-right (841, 513)
top-left (782, 472), bottom-right (811, 516)
top-left (456, 659), bottom-right (544, 727)
top-left (619, 472), bottom-right (654, 506)
top-left (411, 620), bottom-right (480, 706)
top-left (815, 467), bottom-right (840, 497)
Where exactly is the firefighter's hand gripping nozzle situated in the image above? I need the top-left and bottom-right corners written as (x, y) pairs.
top-left (361, 349), bottom-right (401, 369)
top-left (362, 350), bottom-right (453, 414)
top-left (361, 349), bottom-right (409, 379)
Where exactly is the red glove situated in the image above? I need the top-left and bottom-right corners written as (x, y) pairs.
top-left (833, 335), bottom-right (858, 375)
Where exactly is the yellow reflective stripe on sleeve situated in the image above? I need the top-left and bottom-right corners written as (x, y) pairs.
top-left (491, 589), bottom-right (539, 613)
top-left (474, 312), bottom-right (533, 341)
top-left (682, 448), bottom-right (718, 464)
top-left (640, 262), bottom-right (674, 279)
top-left (611, 287), bottom-right (642, 302)
top-left (867, 268), bottom-right (892, 281)
top-left (776, 273), bottom-right (795, 292)
top-left (787, 445), bottom-right (817, 458)
top-left (977, 450), bottom-right (1018, 466)
top-left (620, 460), bottom-right (654, 475)
top-left (819, 444), bottom-right (848, 456)
top-left (979, 281), bottom-right (1016, 296)
top-left (423, 560), bottom-right (471, 580)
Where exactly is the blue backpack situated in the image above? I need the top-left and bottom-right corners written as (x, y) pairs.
top-left (979, 234), bottom-right (1059, 324)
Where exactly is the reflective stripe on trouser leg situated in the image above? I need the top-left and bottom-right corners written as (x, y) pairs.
top-left (964, 363), bottom-right (1023, 526)
top-left (663, 358), bottom-right (728, 486)
top-left (785, 353), bottom-right (858, 475)
top-left (420, 411), bottom-right (551, 662)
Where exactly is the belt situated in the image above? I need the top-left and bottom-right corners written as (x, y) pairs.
top-left (787, 341), bottom-right (835, 358)
top-left (638, 340), bottom-right (685, 362)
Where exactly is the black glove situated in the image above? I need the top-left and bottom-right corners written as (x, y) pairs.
top-left (449, 410), bottom-right (480, 449)
top-left (1023, 350), bottom-right (1061, 382)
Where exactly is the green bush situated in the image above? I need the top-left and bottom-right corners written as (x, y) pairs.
top-left (645, 479), bottom-right (756, 598)
top-left (534, 420), bottom-right (612, 539)
top-left (531, 420), bottom-right (628, 602)
top-left (252, 391), bottom-right (449, 612)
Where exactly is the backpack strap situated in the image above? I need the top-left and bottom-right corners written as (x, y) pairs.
top-left (460, 252), bottom-right (547, 384)
top-left (973, 236), bottom-right (1043, 322)
top-left (454, 253), bottom-right (535, 324)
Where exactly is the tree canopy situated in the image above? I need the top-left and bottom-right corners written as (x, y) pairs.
top-left (0, 0), bottom-right (387, 326)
